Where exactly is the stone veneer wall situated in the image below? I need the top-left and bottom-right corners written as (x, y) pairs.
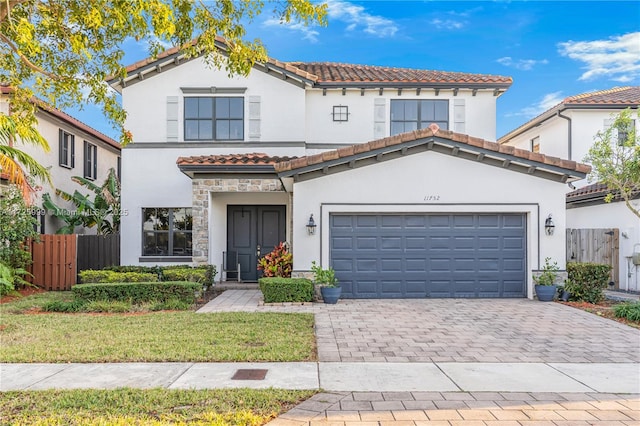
top-left (191, 178), bottom-right (284, 265)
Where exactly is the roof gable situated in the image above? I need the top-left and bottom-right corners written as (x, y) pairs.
top-left (499, 86), bottom-right (640, 143)
top-left (276, 124), bottom-right (590, 184)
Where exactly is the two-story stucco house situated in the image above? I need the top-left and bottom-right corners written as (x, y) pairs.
top-left (109, 41), bottom-right (589, 299)
top-left (1, 86), bottom-right (122, 234)
top-left (499, 87), bottom-right (640, 292)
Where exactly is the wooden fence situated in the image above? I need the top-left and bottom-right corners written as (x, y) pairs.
top-left (27, 235), bottom-right (77, 291)
top-left (27, 234), bottom-right (120, 291)
top-left (566, 228), bottom-right (619, 288)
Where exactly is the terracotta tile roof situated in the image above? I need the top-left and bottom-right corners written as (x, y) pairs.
top-left (0, 86), bottom-right (120, 150)
top-left (275, 124), bottom-right (591, 179)
top-left (499, 86), bottom-right (640, 142)
top-left (177, 153), bottom-right (297, 167)
top-left (566, 182), bottom-right (610, 200)
top-left (288, 62), bottom-right (512, 85)
top-left (563, 86), bottom-right (640, 105)
top-left (110, 38), bottom-right (510, 89)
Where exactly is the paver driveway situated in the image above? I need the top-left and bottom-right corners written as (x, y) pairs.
top-left (200, 291), bottom-right (640, 363)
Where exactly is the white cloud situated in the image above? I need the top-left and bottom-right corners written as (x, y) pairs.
top-left (507, 91), bottom-right (564, 118)
top-left (558, 32), bottom-right (640, 82)
top-left (326, 0), bottom-right (398, 37)
top-left (429, 18), bottom-right (464, 30)
top-left (263, 18), bottom-right (321, 42)
top-left (496, 56), bottom-right (549, 71)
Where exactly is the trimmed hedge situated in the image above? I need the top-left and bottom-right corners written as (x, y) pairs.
top-left (78, 270), bottom-right (159, 284)
top-left (72, 281), bottom-right (201, 304)
top-left (101, 264), bottom-right (217, 285)
top-left (259, 277), bottom-right (314, 303)
top-left (564, 262), bottom-right (612, 303)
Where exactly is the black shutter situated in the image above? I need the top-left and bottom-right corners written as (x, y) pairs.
top-left (83, 141), bottom-right (88, 177)
top-left (92, 146), bottom-right (97, 179)
top-left (58, 129), bottom-right (64, 165)
top-left (70, 135), bottom-right (75, 168)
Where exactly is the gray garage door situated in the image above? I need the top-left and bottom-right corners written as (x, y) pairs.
top-left (330, 213), bottom-right (526, 298)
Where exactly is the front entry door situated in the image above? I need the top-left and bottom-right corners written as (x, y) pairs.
top-left (227, 205), bottom-right (286, 281)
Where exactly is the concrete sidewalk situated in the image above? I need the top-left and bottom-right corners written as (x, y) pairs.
top-left (2, 362), bottom-right (639, 394)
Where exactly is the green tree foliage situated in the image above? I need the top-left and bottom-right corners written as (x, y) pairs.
top-left (42, 167), bottom-right (120, 234)
top-left (584, 109), bottom-right (640, 218)
top-left (0, 184), bottom-right (38, 271)
top-left (0, 0), bottom-right (327, 146)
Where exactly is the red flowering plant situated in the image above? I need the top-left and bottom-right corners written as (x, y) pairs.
top-left (257, 242), bottom-right (292, 277)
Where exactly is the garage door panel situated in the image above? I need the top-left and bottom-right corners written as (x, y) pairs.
top-left (330, 213), bottom-right (526, 298)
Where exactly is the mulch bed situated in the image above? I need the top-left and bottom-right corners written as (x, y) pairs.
top-left (0, 287), bottom-right (47, 304)
top-left (560, 300), bottom-right (640, 329)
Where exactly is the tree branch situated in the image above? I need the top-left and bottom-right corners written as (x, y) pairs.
top-left (0, 32), bottom-right (62, 81)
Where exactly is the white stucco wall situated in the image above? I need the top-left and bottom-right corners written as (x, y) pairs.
top-left (305, 89), bottom-right (499, 145)
top-left (290, 151), bottom-right (569, 298)
top-left (502, 108), bottom-right (639, 188)
top-left (567, 201), bottom-right (640, 292)
top-left (121, 58), bottom-right (307, 143)
top-left (120, 146), bottom-right (300, 265)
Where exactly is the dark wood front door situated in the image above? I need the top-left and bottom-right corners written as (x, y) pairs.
top-left (227, 205), bottom-right (286, 281)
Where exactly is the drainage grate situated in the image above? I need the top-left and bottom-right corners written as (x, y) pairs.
top-left (231, 369), bottom-right (268, 380)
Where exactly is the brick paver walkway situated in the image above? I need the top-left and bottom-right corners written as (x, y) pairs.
top-left (199, 291), bottom-right (640, 363)
top-left (268, 391), bottom-right (640, 425)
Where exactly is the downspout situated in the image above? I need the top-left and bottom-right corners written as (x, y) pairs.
top-left (557, 110), bottom-right (572, 160)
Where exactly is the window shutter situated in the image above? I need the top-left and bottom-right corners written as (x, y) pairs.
top-left (83, 141), bottom-right (88, 177)
top-left (248, 95), bottom-right (261, 140)
top-left (70, 135), bottom-right (75, 168)
top-left (374, 98), bottom-right (386, 139)
top-left (167, 96), bottom-right (179, 141)
top-left (93, 146), bottom-right (97, 179)
top-left (454, 99), bottom-right (465, 133)
top-left (58, 129), bottom-right (64, 165)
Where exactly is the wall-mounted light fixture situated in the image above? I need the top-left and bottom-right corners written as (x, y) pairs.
top-left (544, 214), bottom-right (555, 236)
top-left (306, 214), bottom-right (317, 235)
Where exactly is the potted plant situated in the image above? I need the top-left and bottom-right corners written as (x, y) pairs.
top-left (533, 257), bottom-right (559, 302)
top-left (311, 261), bottom-right (340, 304)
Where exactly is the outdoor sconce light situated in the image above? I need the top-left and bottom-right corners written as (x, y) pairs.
top-left (306, 214), bottom-right (317, 235)
top-left (544, 214), bottom-right (555, 236)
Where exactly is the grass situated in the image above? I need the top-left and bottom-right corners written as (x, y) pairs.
top-left (0, 388), bottom-right (316, 425)
top-left (0, 293), bottom-right (316, 363)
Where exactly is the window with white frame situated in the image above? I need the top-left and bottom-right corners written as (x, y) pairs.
top-left (142, 208), bottom-right (193, 257)
top-left (616, 119), bottom-right (635, 146)
top-left (58, 129), bottom-right (75, 168)
top-left (184, 97), bottom-right (244, 141)
top-left (83, 141), bottom-right (97, 180)
top-left (390, 100), bottom-right (449, 135)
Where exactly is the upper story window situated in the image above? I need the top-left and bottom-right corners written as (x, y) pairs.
top-left (142, 207), bottom-right (192, 257)
top-left (390, 100), bottom-right (449, 135)
top-left (616, 119), bottom-right (635, 146)
top-left (83, 141), bottom-right (97, 180)
top-left (58, 130), bottom-right (75, 168)
top-left (531, 136), bottom-right (540, 153)
top-left (332, 105), bottom-right (349, 122)
top-left (184, 97), bottom-right (244, 141)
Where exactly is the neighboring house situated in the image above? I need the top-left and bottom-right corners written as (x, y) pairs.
top-left (108, 41), bottom-right (588, 299)
top-left (0, 87), bottom-right (121, 234)
top-left (499, 87), bottom-right (640, 291)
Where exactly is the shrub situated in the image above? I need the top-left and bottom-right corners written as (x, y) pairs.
top-left (614, 302), bottom-right (640, 321)
top-left (257, 242), bottom-right (292, 278)
top-left (258, 277), bottom-right (313, 303)
top-left (78, 270), bottom-right (158, 284)
top-left (72, 281), bottom-right (201, 304)
top-left (0, 185), bottom-right (38, 271)
top-left (162, 267), bottom-right (215, 287)
top-left (311, 261), bottom-right (338, 287)
top-left (533, 257), bottom-right (559, 286)
top-left (84, 299), bottom-right (132, 313)
top-left (564, 262), bottom-right (612, 303)
top-left (104, 265), bottom-right (162, 276)
top-left (42, 299), bottom-right (86, 312)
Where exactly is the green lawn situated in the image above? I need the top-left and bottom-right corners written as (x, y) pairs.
top-left (0, 388), bottom-right (316, 425)
top-left (0, 293), bottom-right (316, 363)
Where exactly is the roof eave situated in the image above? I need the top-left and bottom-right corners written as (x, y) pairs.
top-left (315, 81), bottom-right (512, 90)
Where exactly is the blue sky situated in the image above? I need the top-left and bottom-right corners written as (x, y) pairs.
top-left (68, 0), bottom-right (640, 141)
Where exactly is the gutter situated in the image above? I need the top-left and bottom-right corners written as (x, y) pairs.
top-left (557, 110), bottom-right (572, 160)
